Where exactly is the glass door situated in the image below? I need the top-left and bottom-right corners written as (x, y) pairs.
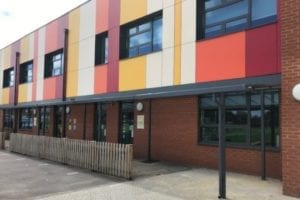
top-left (54, 106), bottom-right (63, 138)
top-left (120, 102), bottom-right (134, 144)
top-left (95, 103), bottom-right (107, 142)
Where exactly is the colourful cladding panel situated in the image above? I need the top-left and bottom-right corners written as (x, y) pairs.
top-left (107, 0), bottom-right (120, 92)
top-left (96, 0), bottom-right (109, 33)
top-left (119, 56), bottom-right (146, 91)
top-left (43, 76), bottom-right (63, 100)
top-left (196, 32), bottom-right (246, 82)
top-left (246, 24), bottom-right (279, 76)
top-left (18, 84), bottom-right (28, 103)
top-left (120, 0), bottom-right (147, 25)
top-left (94, 65), bottom-right (108, 94)
top-left (173, 1), bottom-right (182, 85)
top-left (67, 8), bottom-right (80, 97)
top-left (2, 46), bottom-right (11, 69)
top-left (32, 31), bottom-right (39, 101)
top-left (2, 88), bottom-right (9, 104)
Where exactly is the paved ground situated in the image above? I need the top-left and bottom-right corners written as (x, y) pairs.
top-left (0, 150), bottom-right (298, 200)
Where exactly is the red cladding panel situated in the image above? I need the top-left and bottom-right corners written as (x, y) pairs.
top-left (246, 24), bottom-right (279, 77)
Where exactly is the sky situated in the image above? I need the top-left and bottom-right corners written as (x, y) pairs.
top-left (0, 0), bottom-right (89, 49)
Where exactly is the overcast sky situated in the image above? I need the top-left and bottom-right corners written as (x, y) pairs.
top-left (0, 0), bottom-right (89, 49)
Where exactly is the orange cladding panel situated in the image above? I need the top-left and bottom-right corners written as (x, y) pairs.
top-left (94, 65), bottom-right (108, 94)
top-left (196, 32), bottom-right (246, 83)
top-left (96, 0), bottom-right (109, 33)
top-left (45, 20), bottom-right (59, 54)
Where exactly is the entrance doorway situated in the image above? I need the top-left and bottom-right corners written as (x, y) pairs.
top-left (120, 102), bottom-right (134, 144)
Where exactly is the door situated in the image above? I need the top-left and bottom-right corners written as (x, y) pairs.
top-left (54, 106), bottom-right (63, 138)
top-left (95, 103), bottom-right (107, 142)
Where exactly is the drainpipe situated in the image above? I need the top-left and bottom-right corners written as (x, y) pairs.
top-left (261, 90), bottom-right (266, 180)
top-left (83, 104), bottom-right (87, 140)
top-left (13, 52), bottom-right (20, 133)
top-left (62, 29), bottom-right (69, 138)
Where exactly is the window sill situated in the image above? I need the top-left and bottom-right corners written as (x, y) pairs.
top-left (44, 74), bottom-right (63, 80)
top-left (95, 63), bottom-right (108, 67)
top-left (19, 81), bottom-right (33, 85)
top-left (2, 86), bottom-right (14, 89)
top-left (119, 49), bottom-right (162, 61)
top-left (198, 142), bottom-right (280, 152)
top-left (197, 21), bottom-right (278, 42)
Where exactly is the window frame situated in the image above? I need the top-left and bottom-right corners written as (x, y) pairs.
top-left (38, 106), bottom-right (50, 135)
top-left (199, 90), bottom-right (280, 150)
top-left (94, 103), bottom-right (107, 142)
top-left (3, 67), bottom-right (15, 88)
top-left (19, 60), bottom-right (33, 84)
top-left (44, 49), bottom-right (64, 78)
top-left (120, 11), bottom-right (162, 59)
top-left (95, 32), bottom-right (109, 66)
top-left (3, 109), bottom-right (14, 129)
top-left (197, 0), bottom-right (278, 40)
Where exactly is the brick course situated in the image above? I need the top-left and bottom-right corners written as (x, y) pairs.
top-left (280, 0), bottom-right (300, 197)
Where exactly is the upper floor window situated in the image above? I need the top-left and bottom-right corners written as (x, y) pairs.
top-left (3, 68), bottom-right (14, 88)
top-left (44, 49), bottom-right (63, 78)
top-left (95, 32), bottom-right (108, 65)
top-left (197, 0), bottom-right (277, 39)
top-left (120, 11), bottom-right (162, 59)
top-left (20, 61), bottom-right (33, 84)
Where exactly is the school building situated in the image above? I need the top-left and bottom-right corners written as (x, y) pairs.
top-left (0, 0), bottom-right (299, 197)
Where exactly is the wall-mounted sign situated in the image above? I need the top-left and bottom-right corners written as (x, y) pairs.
top-left (137, 115), bottom-right (145, 129)
top-left (292, 84), bottom-right (300, 101)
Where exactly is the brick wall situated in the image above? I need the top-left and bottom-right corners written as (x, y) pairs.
top-left (148, 96), bottom-right (281, 179)
top-left (281, 0), bottom-right (300, 197)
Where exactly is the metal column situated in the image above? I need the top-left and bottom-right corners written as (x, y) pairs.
top-left (261, 91), bottom-right (266, 180)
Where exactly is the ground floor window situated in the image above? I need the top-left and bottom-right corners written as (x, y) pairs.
top-left (54, 106), bottom-right (63, 138)
top-left (95, 103), bottom-right (107, 142)
top-left (19, 108), bottom-right (33, 129)
top-left (120, 102), bottom-right (134, 144)
top-left (39, 107), bottom-right (50, 135)
top-left (199, 90), bottom-right (280, 149)
top-left (3, 109), bottom-right (14, 128)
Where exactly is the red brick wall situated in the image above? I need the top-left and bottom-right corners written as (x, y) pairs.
top-left (281, 0), bottom-right (300, 197)
top-left (149, 96), bottom-right (281, 179)
top-left (66, 104), bottom-right (85, 140)
top-left (106, 102), bottom-right (119, 143)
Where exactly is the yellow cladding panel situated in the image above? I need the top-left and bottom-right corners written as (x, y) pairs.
top-left (67, 8), bottom-right (80, 97)
top-left (69, 8), bottom-right (80, 44)
top-left (18, 84), bottom-right (28, 103)
top-left (120, 0), bottom-right (147, 24)
top-left (119, 56), bottom-right (146, 91)
top-left (174, 1), bottom-right (182, 85)
top-left (2, 88), bottom-right (9, 104)
top-left (20, 36), bottom-right (30, 63)
top-left (3, 46), bottom-right (11, 68)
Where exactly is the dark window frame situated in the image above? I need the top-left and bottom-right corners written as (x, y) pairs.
top-left (19, 60), bottom-right (33, 84)
top-left (19, 108), bottom-right (33, 130)
top-left (95, 32), bottom-right (109, 66)
top-left (120, 11), bottom-right (162, 59)
top-left (119, 102), bottom-right (134, 144)
top-left (44, 49), bottom-right (64, 78)
top-left (197, 0), bottom-right (278, 40)
top-left (3, 109), bottom-right (14, 129)
top-left (94, 103), bottom-right (107, 142)
top-left (199, 90), bottom-right (280, 150)
top-left (39, 107), bottom-right (50, 135)
top-left (3, 67), bottom-right (15, 88)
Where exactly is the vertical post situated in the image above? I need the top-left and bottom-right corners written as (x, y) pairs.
top-left (83, 104), bottom-right (87, 140)
top-left (147, 99), bottom-right (152, 162)
top-left (261, 90), bottom-right (266, 180)
top-left (62, 29), bottom-right (69, 138)
top-left (13, 52), bottom-right (20, 133)
top-left (218, 93), bottom-right (226, 199)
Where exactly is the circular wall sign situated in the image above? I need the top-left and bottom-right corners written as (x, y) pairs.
top-left (136, 102), bottom-right (144, 111)
top-left (292, 84), bottom-right (300, 101)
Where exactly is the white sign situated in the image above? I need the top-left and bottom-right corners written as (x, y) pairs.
top-left (292, 84), bottom-right (300, 101)
top-left (137, 115), bottom-right (145, 129)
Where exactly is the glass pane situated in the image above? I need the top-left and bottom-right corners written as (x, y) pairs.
top-left (225, 94), bottom-right (246, 106)
top-left (129, 47), bottom-right (138, 57)
top-left (153, 18), bottom-right (162, 51)
top-left (265, 92), bottom-right (279, 106)
top-left (225, 109), bottom-right (248, 125)
top-left (104, 37), bottom-right (108, 63)
top-left (53, 60), bottom-right (62, 69)
top-left (265, 108), bottom-right (279, 148)
top-left (205, 0), bottom-right (222, 9)
top-left (201, 95), bottom-right (218, 108)
top-left (205, 0), bottom-right (248, 25)
top-left (53, 54), bottom-right (62, 60)
top-left (201, 127), bottom-right (219, 142)
top-left (251, 94), bottom-right (261, 106)
top-left (202, 109), bottom-right (218, 125)
top-left (225, 127), bottom-right (247, 143)
top-left (226, 18), bottom-right (247, 32)
top-left (129, 27), bottom-right (137, 35)
top-left (205, 25), bottom-right (222, 38)
top-left (139, 43), bottom-right (151, 55)
top-left (139, 22), bottom-right (151, 32)
top-left (250, 110), bottom-right (261, 146)
top-left (129, 31), bottom-right (151, 47)
top-left (252, 0), bottom-right (277, 26)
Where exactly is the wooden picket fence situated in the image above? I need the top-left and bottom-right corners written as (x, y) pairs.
top-left (9, 133), bottom-right (133, 179)
top-left (0, 132), bottom-right (5, 150)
